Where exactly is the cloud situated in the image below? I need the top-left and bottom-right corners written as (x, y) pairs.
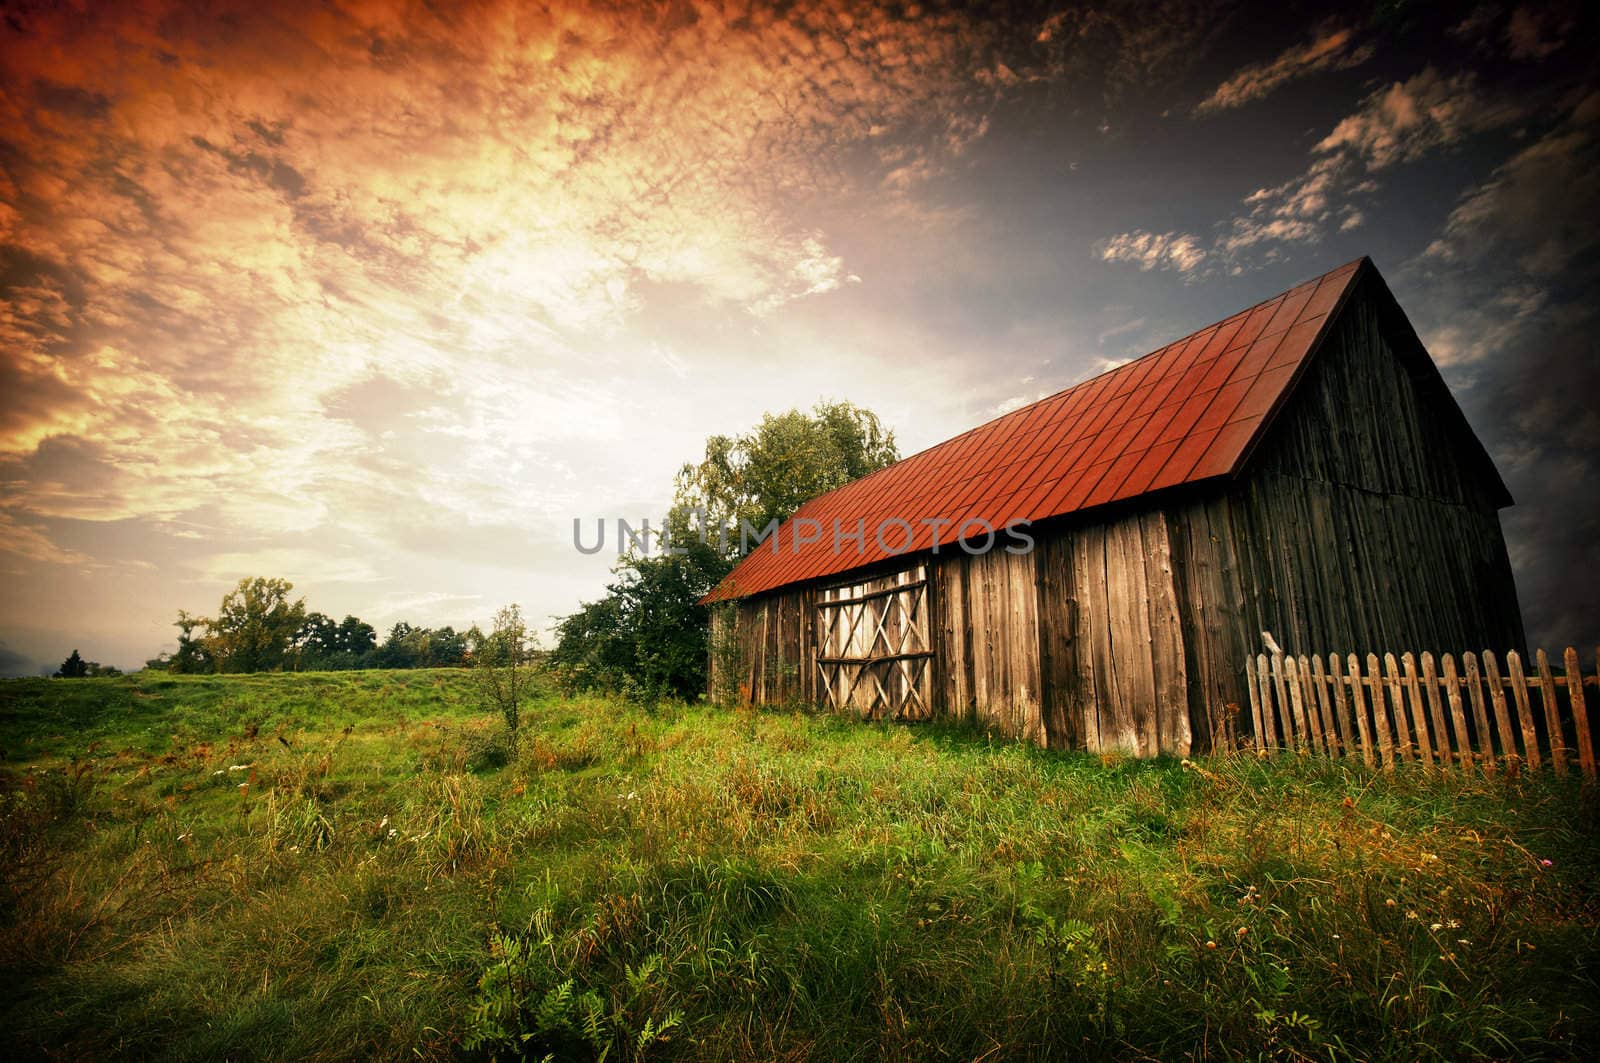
top-left (0, 509), bottom-right (92, 567)
top-left (1195, 24), bottom-right (1374, 114)
top-left (1097, 230), bottom-right (1207, 274)
top-left (1314, 68), bottom-right (1521, 170)
top-left (1212, 68), bottom-right (1522, 261)
top-left (1424, 121), bottom-right (1600, 279)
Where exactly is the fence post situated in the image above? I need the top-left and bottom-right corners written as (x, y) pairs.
top-left (1441, 654), bottom-right (1471, 775)
top-left (1367, 654), bottom-right (1394, 770)
top-left (1463, 653), bottom-right (1494, 771)
top-left (1420, 652), bottom-right (1454, 773)
top-left (1482, 651), bottom-right (1519, 771)
top-left (1505, 651), bottom-right (1541, 770)
top-left (1565, 648), bottom-right (1594, 781)
top-left (1401, 653), bottom-right (1434, 771)
top-left (1343, 654), bottom-right (1373, 767)
top-left (1536, 650), bottom-right (1567, 776)
top-left (1256, 653), bottom-right (1279, 750)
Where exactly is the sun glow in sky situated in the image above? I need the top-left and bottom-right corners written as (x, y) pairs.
top-left (1, 0), bottom-right (1597, 673)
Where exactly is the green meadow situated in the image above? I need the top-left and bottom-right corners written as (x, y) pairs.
top-left (1, 670), bottom-right (1596, 1060)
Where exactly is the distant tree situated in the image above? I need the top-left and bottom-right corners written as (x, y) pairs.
top-left (427, 625), bottom-right (469, 667)
top-left (207, 577), bottom-right (307, 673)
top-left (335, 615), bottom-right (378, 665)
top-left (477, 604), bottom-right (534, 734)
top-left (293, 612), bottom-right (339, 669)
top-left (172, 611), bottom-right (213, 674)
top-left (86, 661), bottom-right (122, 677)
top-left (55, 649), bottom-right (88, 678)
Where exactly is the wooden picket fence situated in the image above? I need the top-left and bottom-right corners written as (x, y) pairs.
top-left (1243, 641), bottom-right (1598, 781)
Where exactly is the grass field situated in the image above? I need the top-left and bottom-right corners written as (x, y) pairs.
top-left (1, 669), bottom-right (1597, 1060)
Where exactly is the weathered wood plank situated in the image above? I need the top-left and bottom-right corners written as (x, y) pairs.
top-left (1332, 654), bottom-right (1367, 766)
top-left (1271, 650), bottom-right (1294, 748)
top-left (1482, 651), bottom-right (1519, 771)
top-left (1419, 652), bottom-right (1455, 773)
top-left (1462, 652), bottom-right (1494, 770)
top-left (1256, 652), bottom-right (1280, 749)
top-left (1384, 653), bottom-right (1412, 765)
top-left (1536, 649), bottom-right (1567, 776)
top-left (1566, 647), bottom-right (1594, 781)
top-left (1245, 655), bottom-right (1265, 750)
top-left (1440, 654), bottom-right (1472, 774)
top-left (1401, 653), bottom-right (1434, 771)
top-left (1505, 650), bottom-right (1540, 771)
top-left (1280, 656), bottom-right (1305, 746)
top-left (1311, 655), bottom-right (1339, 755)
top-left (1365, 653), bottom-right (1394, 769)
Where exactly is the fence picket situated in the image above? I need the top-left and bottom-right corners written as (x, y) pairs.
top-left (1536, 650), bottom-right (1567, 777)
top-left (1441, 655), bottom-right (1471, 775)
top-left (1245, 641), bottom-right (1591, 781)
top-left (1505, 651), bottom-right (1540, 770)
top-left (1401, 653), bottom-right (1434, 771)
top-left (1367, 654), bottom-right (1394, 770)
top-left (1343, 654), bottom-right (1373, 767)
top-left (1420, 652), bottom-right (1455, 773)
top-left (1285, 656), bottom-right (1312, 752)
top-left (1245, 655), bottom-right (1265, 751)
top-left (1271, 651), bottom-right (1293, 748)
top-left (1565, 648), bottom-right (1594, 781)
top-left (1482, 652), bottom-right (1519, 770)
top-left (1311, 656), bottom-right (1339, 755)
top-left (1256, 653), bottom-right (1280, 749)
top-left (1384, 654), bottom-right (1412, 764)
top-left (1463, 653), bottom-right (1494, 771)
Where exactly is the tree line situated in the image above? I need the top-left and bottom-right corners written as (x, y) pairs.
top-left (55, 401), bottom-right (897, 696)
top-left (144, 576), bottom-right (495, 674)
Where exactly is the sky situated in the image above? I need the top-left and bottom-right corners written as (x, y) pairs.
top-left (1, 0), bottom-right (1596, 675)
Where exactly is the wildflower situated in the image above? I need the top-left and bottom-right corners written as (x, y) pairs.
top-left (1385, 898), bottom-right (1396, 908)
top-left (1236, 926), bottom-right (1249, 937)
top-left (1457, 938), bottom-right (1471, 946)
top-left (1205, 940), bottom-right (1217, 949)
top-left (378, 816), bottom-right (388, 830)
top-left (1406, 910), bottom-right (1419, 920)
top-left (1332, 934), bottom-right (1341, 940)
top-left (1446, 919), bottom-right (1460, 929)
top-left (1430, 923), bottom-right (1443, 931)
top-left (387, 828), bottom-right (399, 839)
top-left (1540, 858), bottom-right (1554, 868)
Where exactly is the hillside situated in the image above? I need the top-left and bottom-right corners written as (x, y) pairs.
top-left (2, 670), bottom-right (1597, 1060)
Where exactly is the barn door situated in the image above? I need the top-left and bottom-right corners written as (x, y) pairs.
top-left (815, 564), bottom-right (933, 719)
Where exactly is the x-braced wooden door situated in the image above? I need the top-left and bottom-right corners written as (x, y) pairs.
top-left (815, 564), bottom-right (933, 719)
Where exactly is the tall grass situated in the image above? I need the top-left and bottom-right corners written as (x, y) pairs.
top-left (1, 670), bottom-right (1596, 1059)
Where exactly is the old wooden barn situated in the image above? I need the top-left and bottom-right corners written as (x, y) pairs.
top-left (702, 258), bottom-right (1525, 756)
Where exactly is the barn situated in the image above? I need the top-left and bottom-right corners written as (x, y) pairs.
top-left (701, 258), bottom-right (1525, 756)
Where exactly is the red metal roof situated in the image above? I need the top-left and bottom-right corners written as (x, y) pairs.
top-left (703, 257), bottom-right (1367, 602)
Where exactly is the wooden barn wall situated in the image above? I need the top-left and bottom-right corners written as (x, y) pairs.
top-left (718, 584), bottom-right (817, 706)
top-left (1164, 286), bottom-right (1526, 737)
top-left (1035, 511), bottom-right (1190, 756)
top-left (931, 548), bottom-right (1044, 744)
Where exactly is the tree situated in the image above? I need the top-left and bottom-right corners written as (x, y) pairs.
top-left (172, 611), bottom-right (213, 674)
top-left (477, 604), bottom-right (534, 734)
top-left (556, 402), bottom-right (900, 699)
top-left (55, 649), bottom-right (88, 678)
top-left (674, 399), bottom-right (898, 555)
top-left (335, 615), bottom-right (378, 665)
top-left (207, 577), bottom-right (307, 673)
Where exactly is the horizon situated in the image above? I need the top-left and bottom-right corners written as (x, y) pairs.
top-left (3, 1), bottom-right (1598, 675)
